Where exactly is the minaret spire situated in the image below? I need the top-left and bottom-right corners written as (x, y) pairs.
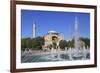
top-left (33, 20), bottom-right (36, 38)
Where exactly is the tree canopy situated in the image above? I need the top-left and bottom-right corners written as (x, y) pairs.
top-left (21, 36), bottom-right (44, 50)
top-left (59, 40), bottom-right (67, 50)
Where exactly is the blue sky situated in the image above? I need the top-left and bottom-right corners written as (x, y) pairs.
top-left (21, 9), bottom-right (90, 40)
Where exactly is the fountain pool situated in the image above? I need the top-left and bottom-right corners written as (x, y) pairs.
top-left (21, 49), bottom-right (90, 63)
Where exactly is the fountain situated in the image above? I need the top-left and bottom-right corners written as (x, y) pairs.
top-left (72, 16), bottom-right (83, 59)
top-left (68, 47), bottom-right (73, 60)
top-left (50, 46), bottom-right (62, 61)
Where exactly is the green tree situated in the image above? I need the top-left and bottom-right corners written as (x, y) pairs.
top-left (67, 40), bottom-right (74, 48)
top-left (26, 38), bottom-right (32, 48)
top-left (79, 37), bottom-right (90, 49)
top-left (21, 38), bottom-right (32, 51)
top-left (52, 42), bottom-right (57, 49)
top-left (21, 38), bottom-right (26, 51)
top-left (71, 39), bottom-right (75, 48)
top-left (21, 36), bottom-right (44, 51)
top-left (66, 39), bottom-right (75, 49)
top-left (59, 40), bottom-right (67, 50)
top-left (32, 36), bottom-right (44, 50)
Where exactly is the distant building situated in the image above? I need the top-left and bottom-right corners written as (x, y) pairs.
top-left (43, 30), bottom-right (63, 47)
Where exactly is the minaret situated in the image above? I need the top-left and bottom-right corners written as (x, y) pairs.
top-left (33, 20), bottom-right (36, 38)
top-left (75, 16), bottom-right (79, 50)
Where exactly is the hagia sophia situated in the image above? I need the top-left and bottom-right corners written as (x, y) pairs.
top-left (32, 21), bottom-right (64, 50)
top-left (43, 30), bottom-right (63, 49)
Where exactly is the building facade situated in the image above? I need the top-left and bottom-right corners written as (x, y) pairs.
top-left (43, 30), bottom-right (63, 49)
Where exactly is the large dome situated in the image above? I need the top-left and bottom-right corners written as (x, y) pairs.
top-left (48, 30), bottom-right (58, 34)
top-left (48, 30), bottom-right (57, 34)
